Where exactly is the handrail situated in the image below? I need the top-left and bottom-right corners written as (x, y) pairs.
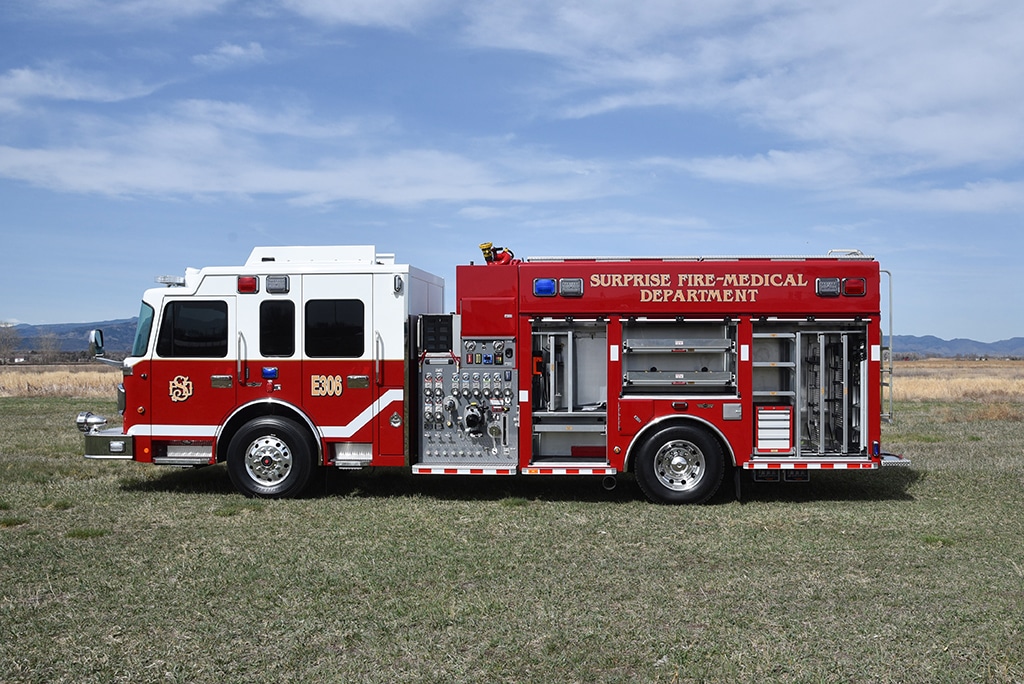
top-left (237, 331), bottom-right (248, 384)
top-left (375, 331), bottom-right (384, 387)
top-left (880, 269), bottom-right (894, 423)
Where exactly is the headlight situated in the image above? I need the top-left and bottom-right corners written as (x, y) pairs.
top-left (76, 412), bottom-right (108, 434)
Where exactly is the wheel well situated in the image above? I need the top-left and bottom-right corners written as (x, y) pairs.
top-left (624, 416), bottom-right (735, 473)
top-left (216, 401), bottom-right (321, 464)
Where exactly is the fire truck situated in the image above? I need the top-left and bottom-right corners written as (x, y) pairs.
top-left (77, 243), bottom-right (907, 504)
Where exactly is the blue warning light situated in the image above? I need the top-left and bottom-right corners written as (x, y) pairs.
top-left (533, 278), bottom-right (557, 297)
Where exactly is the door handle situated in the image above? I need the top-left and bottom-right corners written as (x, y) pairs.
top-left (375, 331), bottom-right (384, 386)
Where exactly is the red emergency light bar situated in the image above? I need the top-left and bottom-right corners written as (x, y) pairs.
top-left (237, 276), bottom-right (259, 294)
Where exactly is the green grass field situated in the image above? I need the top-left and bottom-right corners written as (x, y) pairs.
top-left (1, 397), bottom-right (1022, 683)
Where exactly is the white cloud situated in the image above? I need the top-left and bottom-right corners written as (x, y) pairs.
top-left (519, 209), bottom-right (710, 240)
top-left (5, 0), bottom-right (1023, 216)
top-left (463, 0), bottom-right (763, 58)
top-left (0, 64), bottom-right (158, 112)
top-left (22, 0), bottom-right (234, 23)
top-left (465, 0), bottom-right (1024, 173)
top-left (457, 205), bottom-right (516, 220)
top-left (282, 149), bottom-right (612, 206)
top-left (174, 100), bottom-right (376, 138)
top-left (854, 180), bottom-right (1024, 213)
top-left (646, 150), bottom-right (1024, 212)
top-left (652, 150), bottom-right (865, 189)
top-left (192, 42), bottom-right (267, 70)
top-left (0, 101), bottom-right (615, 205)
top-left (451, 207), bottom-right (714, 256)
top-left (280, 0), bottom-right (454, 29)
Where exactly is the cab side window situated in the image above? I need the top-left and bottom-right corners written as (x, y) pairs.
top-left (156, 301), bottom-right (228, 358)
top-left (305, 299), bottom-right (364, 358)
top-left (260, 300), bottom-right (295, 357)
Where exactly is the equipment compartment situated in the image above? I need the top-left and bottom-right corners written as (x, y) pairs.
top-left (530, 319), bottom-right (608, 459)
top-left (621, 320), bottom-right (737, 395)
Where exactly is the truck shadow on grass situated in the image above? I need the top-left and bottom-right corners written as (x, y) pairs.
top-left (121, 464), bottom-right (919, 505)
top-left (735, 467), bottom-right (919, 504)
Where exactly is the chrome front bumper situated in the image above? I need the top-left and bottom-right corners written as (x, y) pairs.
top-left (83, 428), bottom-right (134, 460)
top-left (78, 411), bottom-right (134, 461)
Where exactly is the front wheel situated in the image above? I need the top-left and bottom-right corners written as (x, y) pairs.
top-left (227, 417), bottom-right (315, 498)
top-left (634, 425), bottom-right (725, 504)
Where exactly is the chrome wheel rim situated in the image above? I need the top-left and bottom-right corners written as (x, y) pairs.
top-left (653, 439), bottom-right (705, 492)
top-left (244, 435), bottom-right (293, 486)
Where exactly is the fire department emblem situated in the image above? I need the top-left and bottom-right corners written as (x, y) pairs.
top-left (169, 375), bottom-right (194, 403)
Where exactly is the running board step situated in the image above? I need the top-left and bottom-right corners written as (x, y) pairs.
top-left (880, 453), bottom-right (911, 467)
top-left (331, 458), bottom-right (371, 469)
top-left (744, 459), bottom-right (877, 470)
top-left (523, 462), bottom-right (616, 476)
top-left (152, 455), bottom-right (212, 466)
top-left (412, 465), bottom-right (516, 475)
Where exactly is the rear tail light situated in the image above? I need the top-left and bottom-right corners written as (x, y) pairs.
top-left (843, 277), bottom-right (867, 296)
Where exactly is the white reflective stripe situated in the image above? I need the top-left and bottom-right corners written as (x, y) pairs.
top-left (125, 388), bottom-right (404, 441)
top-left (412, 465), bottom-right (516, 475)
top-left (320, 389), bottom-right (404, 439)
top-left (744, 462), bottom-right (877, 470)
top-left (127, 424), bottom-right (218, 438)
top-left (522, 467), bottom-right (617, 475)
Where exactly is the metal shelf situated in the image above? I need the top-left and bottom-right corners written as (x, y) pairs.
top-left (624, 370), bottom-right (735, 387)
top-left (623, 338), bottom-right (733, 353)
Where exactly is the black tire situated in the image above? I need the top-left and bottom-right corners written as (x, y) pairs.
top-left (227, 417), bottom-right (316, 498)
top-left (634, 425), bottom-right (725, 504)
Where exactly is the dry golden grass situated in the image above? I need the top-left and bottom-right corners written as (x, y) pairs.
top-left (0, 365), bottom-right (121, 398)
top-left (894, 359), bottom-right (1024, 402)
top-left (3, 359), bottom-right (1023, 405)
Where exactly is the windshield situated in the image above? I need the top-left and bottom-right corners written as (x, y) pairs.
top-left (131, 302), bottom-right (155, 357)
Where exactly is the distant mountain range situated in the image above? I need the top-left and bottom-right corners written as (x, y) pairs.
top-left (8, 318), bottom-right (139, 355)
top-left (888, 335), bottom-right (1024, 359)
top-left (6, 318), bottom-right (1024, 359)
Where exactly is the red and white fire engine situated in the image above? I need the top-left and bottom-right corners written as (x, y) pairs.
top-left (78, 243), bottom-right (907, 504)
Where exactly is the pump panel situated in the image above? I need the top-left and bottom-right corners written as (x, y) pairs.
top-left (418, 316), bottom-right (518, 467)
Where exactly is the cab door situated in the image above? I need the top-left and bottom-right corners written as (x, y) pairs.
top-left (234, 275), bottom-right (302, 412)
top-left (147, 296), bottom-right (237, 453)
top-left (372, 271), bottom-right (409, 462)
top-left (300, 274), bottom-right (381, 462)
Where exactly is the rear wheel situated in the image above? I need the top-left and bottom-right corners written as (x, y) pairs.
top-left (227, 417), bottom-right (315, 498)
top-left (634, 425), bottom-right (725, 504)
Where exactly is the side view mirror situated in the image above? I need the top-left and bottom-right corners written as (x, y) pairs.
top-left (89, 329), bottom-right (105, 357)
top-left (88, 328), bottom-right (122, 368)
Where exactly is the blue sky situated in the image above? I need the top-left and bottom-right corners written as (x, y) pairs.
top-left (2, 0), bottom-right (1022, 342)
